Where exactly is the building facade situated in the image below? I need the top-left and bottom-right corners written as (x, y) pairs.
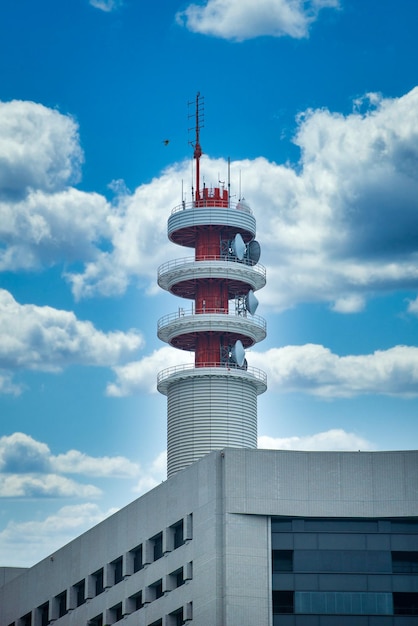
top-left (1, 448), bottom-right (418, 626)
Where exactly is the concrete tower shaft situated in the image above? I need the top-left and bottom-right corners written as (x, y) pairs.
top-left (157, 94), bottom-right (267, 477)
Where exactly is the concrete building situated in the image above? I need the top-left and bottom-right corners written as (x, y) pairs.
top-left (1, 448), bottom-right (418, 625)
top-left (1, 96), bottom-right (418, 624)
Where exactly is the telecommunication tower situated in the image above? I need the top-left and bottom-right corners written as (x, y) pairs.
top-left (157, 93), bottom-right (267, 477)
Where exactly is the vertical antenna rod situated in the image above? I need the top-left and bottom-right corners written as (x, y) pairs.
top-left (191, 92), bottom-right (203, 202)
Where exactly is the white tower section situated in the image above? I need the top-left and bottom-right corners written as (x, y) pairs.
top-left (157, 94), bottom-right (267, 477)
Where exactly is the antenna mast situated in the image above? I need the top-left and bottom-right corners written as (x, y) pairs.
top-left (189, 92), bottom-right (204, 202)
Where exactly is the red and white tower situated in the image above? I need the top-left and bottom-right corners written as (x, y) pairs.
top-left (157, 94), bottom-right (267, 477)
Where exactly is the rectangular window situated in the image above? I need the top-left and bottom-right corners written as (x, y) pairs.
top-left (93, 568), bottom-right (104, 595)
top-left (37, 602), bottom-right (49, 626)
top-left (169, 608), bottom-right (184, 626)
top-left (295, 591), bottom-right (393, 615)
top-left (272, 590), bottom-right (294, 614)
top-left (131, 544), bottom-right (143, 572)
top-left (74, 579), bottom-right (85, 606)
top-left (130, 590), bottom-right (143, 610)
top-left (109, 602), bottom-right (123, 622)
top-left (393, 592), bottom-right (418, 615)
top-left (172, 520), bottom-right (184, 549)
top-left (149, 578), bottom-right (163, 600)
top-left (148, 620), bottom-right (162, 626)
top-left (88, 614), bottom-right (103, 626)
top-left (272, 550), bottom-right (293, 572)
top-left (112, 556), bottom-right (123, 584)
top-left (56, 591), bottom-right (67, 618)
top-left (151, 532), bottom-right (163, 561)
top-left (392, 551), bottom-right (418, 573)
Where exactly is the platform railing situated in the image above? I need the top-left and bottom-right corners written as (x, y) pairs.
top-left (157, 362), bottom-right (267, 386)
top-left (157, 255), bottom-right (266, 279)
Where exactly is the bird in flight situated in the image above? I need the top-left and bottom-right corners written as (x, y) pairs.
top-left (162, 139), bottom-right (170, 146)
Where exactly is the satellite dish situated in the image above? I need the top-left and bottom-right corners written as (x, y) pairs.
top-left (230, 339), bottom-right (245, 367)
top-left (247, 240), bottom-right (261, 264)
top-left (245, 290), bottom-right (259, 315)
top-left (231, 233), bottom-right (246, 260)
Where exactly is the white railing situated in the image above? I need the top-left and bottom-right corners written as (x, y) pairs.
top-left (157, 362), bottom-right (267, 386)
top-left (157, 309), bottom-right (266, 332)
top-left (157, 255), bottom-right (266, 278)
top-left (171, 199), bottom-right (253, 215)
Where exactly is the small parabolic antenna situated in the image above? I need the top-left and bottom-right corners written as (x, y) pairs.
top-left (245, 290), bottom-right (259, 315)
top-left (230, 339), bottom-right (245, 367)
top-left (247, 240), bottom-right (261, 264)
top-left (231, 233), bottom-right (246, 260)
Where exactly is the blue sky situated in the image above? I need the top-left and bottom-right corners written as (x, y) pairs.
top-left (0, 0), bottom-right (418, 566)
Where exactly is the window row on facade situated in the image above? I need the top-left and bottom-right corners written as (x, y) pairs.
top-left (87, 600), bottom-right (193, 626)
top-left (272, 517), bottom-right (418, 534)
top-left (273, 591), bottom-right (418, 616)
top-left (272, 550), bottom-right (418, 574)
top-left (10, 515), bottom-right (192, 626)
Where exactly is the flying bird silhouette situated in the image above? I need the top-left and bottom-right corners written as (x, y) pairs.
top-left (162, 139), bottom-right (170, 146)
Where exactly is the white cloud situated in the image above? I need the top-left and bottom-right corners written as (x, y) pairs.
top-left (258, 429), bottom-right (374, 451)
top-left (0, 289), bottom-right (143, 376)
top-left (89, 0), bottom-right (123, 11)
top-left (52, 450), bottom-right (140, 478)
top-left (0, 474), bottom-right (101, 498)
top-left (407, 296), bottom-right (418, 316)
top-left (0, 100), bottom-right (82, 196)
top-left (0, 433), bottom-right (141, 498)
top-left (0, 432), bottom-right (140, 477)
top-left (250, 344), bottom-right (418, 398)
top-left (176, 0), bottom-right (339, 41)
top-left (331, 294), bottom-right (365, 313)
top-left (107, 346), bottom-right (193, 396)
top-left (133, 450), bottom-right (167, 495)
top-left (0, 503), bottom-right (117, 567)
top-left (2, 90), bottom-right (418, 312)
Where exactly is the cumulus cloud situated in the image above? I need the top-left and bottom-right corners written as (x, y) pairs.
top-left (0, 100), bottom-right (82, 197)
top-left (107, 346), bottom-right (193, 396)
top-left (0, 474), bottom-right (101, 498)
top-left (258, 429), bottom-right (374, 451)
top-left (0, 503), bottom-right (117, 567)
top-left (0, 289), bottom-right (143, 381)
top-left (0, 432), bottom-right (140, 479)
top-left (2, 90), bottom-right (418, 311)
top-left (250, 344), bottom-right (418, 398)
top-left (176, 0), bottom-right (339, 41)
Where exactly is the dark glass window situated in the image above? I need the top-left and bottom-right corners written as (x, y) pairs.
top-left (130, 590), bottom-right (143, 610)
top-left (393, 592), bottom-right (418, 615)
top-left (151, 532), bottom-right (163, 561)
top-left (88, 616), bottom-right (103, 626)
top-left (271, 518), bottom-right (293, 532)
top-left (273, 590), bottom-right (294, 614)
top-left (74, 579), bottom-right (85, 606)
top-left (150, 578), bottom-right (163, 600)
top-left (109, 602), bottom-right (123, 622)
top-left (169, 608), bottom-right (184, 626)
top-left (272, 550), bottom-right (293, 572)
top-left (132, 544), bottom-right (143, 572)
top-left (112, 556), bottom-right (123, 584)
top-left (93, 568), bottom-right (104, 595)
top-left (172, 520), bottom-right (184, 549)
top-left (392, 551), bottom-right (418, 573)
top-left (170, 567), bottom-right (184, 588)
top-left (20, 614), bottom-right (31, 626)
top-left (148, 621), bottom-right (163, 626)
top-left (38, 602), bottom-right (49, 626)
top-left (56, 591), bottom-right (67, 618)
